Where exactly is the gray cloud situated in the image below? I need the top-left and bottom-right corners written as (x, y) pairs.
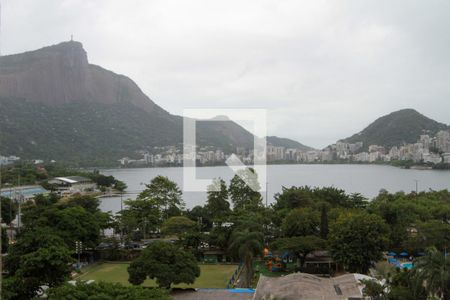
top-left (2, 0), bottom-right (450, 148)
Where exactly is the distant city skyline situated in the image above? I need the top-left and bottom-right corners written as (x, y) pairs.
top-left (2, 0), bottom-right (450, 148)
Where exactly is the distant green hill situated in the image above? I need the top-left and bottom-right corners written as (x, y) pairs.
top-left (0, 98), bottom-right (180, 166)
top-left (266, 136), bottom-right (314, 151)
top-left (341, 109), bottom-right (449, 150)
top-left (0, 96), bottom-right (264, 166)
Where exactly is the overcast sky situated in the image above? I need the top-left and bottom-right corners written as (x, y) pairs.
top-left (2, 0), bottom-right (450, 148)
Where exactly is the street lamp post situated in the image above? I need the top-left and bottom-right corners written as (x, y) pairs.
top-left (120, 191), bottom-right (124, 243)
top-left (75, 241), bottom-right (83, 268)
top-left (143, 219), bottom-right (148, 240)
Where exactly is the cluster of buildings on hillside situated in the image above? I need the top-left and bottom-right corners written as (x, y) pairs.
top-left (0, 155), bottom-right (55, 166)
top-left (120, 130), bottom-right (450, 167)
top-left (325, 130), bottom-right (450, 164)
top-left (119, 146), bottom-right (240, 166)
top-left (5, 131), bottom-right (449, 167)
top-left (118, 145), bottom-right (307, 166)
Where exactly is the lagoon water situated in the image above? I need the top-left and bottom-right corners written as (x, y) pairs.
top-left (99, 164), bottom-right (450, 214)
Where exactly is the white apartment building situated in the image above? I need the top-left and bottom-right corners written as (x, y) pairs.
top-left (267, 145), bottom-right (285, 161)
top-left (443, 152), bottom-right (450, 164)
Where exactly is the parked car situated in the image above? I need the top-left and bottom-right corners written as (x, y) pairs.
top-left (96, 242), bottom-right (112, 250)
top-left (123, 242), bottom-right (141, 249)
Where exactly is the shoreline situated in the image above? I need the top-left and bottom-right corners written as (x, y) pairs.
top-left (97, 161), bottom-right (449, 171)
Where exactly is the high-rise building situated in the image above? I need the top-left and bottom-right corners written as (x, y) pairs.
top-left (436, 130), bottom-right (450, 152)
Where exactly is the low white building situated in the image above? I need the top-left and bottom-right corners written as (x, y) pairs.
top-left (48, 176), bottom-right (96, 195)
top-left (423, 153), bottom-right (442, 164)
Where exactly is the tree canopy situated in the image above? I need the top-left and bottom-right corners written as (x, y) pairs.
top-left (4, 228), bottom-right (73, 299)
top-left (206, 178), bottom-right (231, 220)
top-left (161, 216), bottom-right (196, 237)
top-left (281, 208), bottom-right (320, 237)
top-left (229, 168), bottom-right (263, 211)
top-left (128, 241), bottom-right (200, 288)
top-left (20, 194), bottom-right (111, 249)
top-left (328, 211), bottom-right (388, 273)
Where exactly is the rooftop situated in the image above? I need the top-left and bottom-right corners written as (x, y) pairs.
top-left (254, 273), bottom-right (374, 300)
top-left (51, 176), bottom-right (92, 184)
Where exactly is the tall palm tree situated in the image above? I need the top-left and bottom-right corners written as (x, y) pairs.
top-left (229, 229), bottom-right (263, 287)
top-left (413, 247), bottom-right (450, 300)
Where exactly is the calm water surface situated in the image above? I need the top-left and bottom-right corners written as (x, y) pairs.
top-left (100, 164), bottom-right (450, 214)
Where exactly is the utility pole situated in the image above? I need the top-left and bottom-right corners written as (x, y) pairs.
top-left (0, 161), bottom-right (3, 298)
top-left (120, 191), bottom-right (124, 243)
top-left (120, 191), bottom-right (123, 211)
top-left (17, 174), bottom-right (21, 233)
top-left (265, 181), bottom-right (268, 207)
top-left (414, 179), bottom-right (419, 194)
top-left (0, 0), bottom-right (3, 56)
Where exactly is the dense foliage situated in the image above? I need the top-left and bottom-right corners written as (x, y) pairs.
top-left (1, 196), bottom-right (18, 225)
top-left (1, 166), bottom-right (449, 297)
top-left (328, 212), bottom-right (388, 273)
top-left (21, 194), bottom-right (111, 249)
top-left (118, 176), bottom-right (184, 239)
top-left (4, 229), bottom-right (74, 299)
top-left (2, 193), bottom-right (111, 299)
top-left (0, 96), bottom-right (272, 165)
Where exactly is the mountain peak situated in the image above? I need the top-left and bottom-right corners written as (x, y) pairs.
top-left (341, 108), bottom-right (448, 149)
top-left (393, 108), bottom-right (417, 113)
top-left (211, 115), bottom-right (231, 121)
top-left (41, 40), bottom-right (85, 51)
top-left (0, 40), bottom-right (88, 66)
top-left (0, 40), bottom-right (90, 105)
top-left (388, 108), bottom-right (422, 116)
top-left (0, 40), bottom-right (167, 114)
top-left (43, 40), bottom-right (87, 61)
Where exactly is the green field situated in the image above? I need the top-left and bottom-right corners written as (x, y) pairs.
top-left (76, 263), bottom-right (238, 288)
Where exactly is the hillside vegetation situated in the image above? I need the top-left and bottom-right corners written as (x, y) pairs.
top-left (341, 109), bottom-right (448, 150)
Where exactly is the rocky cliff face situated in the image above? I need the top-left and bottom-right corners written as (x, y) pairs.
top-left (0, 41), bottom-right (166, 115)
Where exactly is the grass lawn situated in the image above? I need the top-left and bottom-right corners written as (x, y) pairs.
top-left (76, 263), bottom-right (238, 288)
